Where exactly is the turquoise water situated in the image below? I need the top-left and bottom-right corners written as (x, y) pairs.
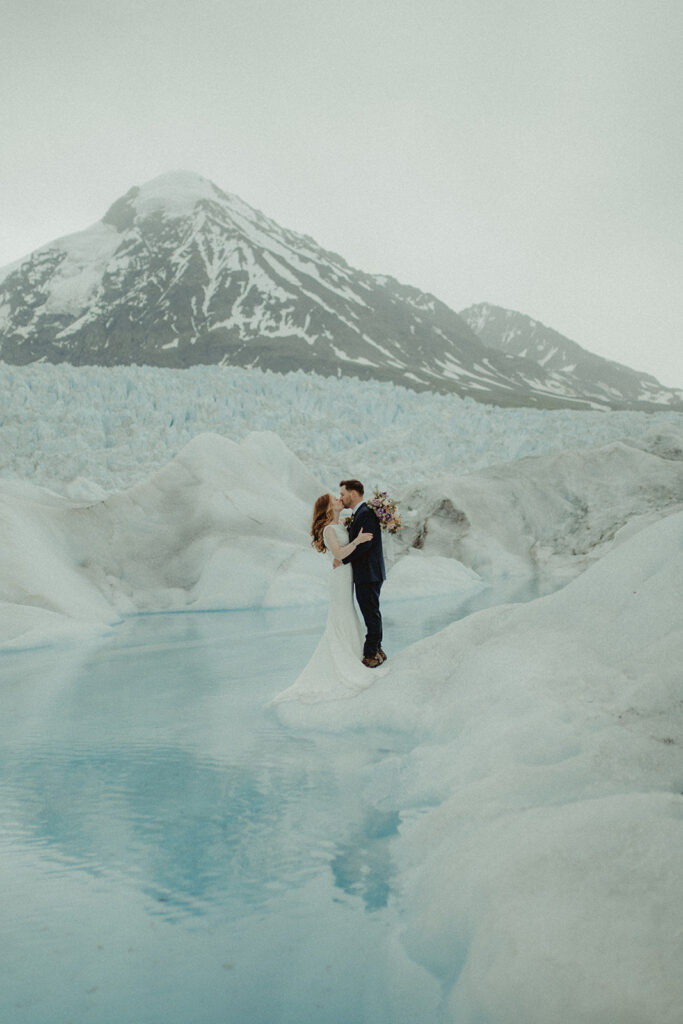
top-left (0, 584), bottom-right (550, 1023)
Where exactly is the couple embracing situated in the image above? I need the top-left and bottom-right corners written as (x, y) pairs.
top-left (273, 478), bottom-right (387, 705)
top-left (316, 478), bottom-right (387, 669)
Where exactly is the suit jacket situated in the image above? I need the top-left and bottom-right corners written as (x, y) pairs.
top-left (342, 502), bottom-right (386, 583)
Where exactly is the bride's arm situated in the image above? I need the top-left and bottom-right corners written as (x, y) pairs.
top-left (340, 509), bottom-right (378, 565)
top-left (323, 524), bottom-right (371, 561)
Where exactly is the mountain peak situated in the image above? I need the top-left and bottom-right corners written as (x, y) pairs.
top-left (138, 170), bottom-right (221, 201)
top-left (2, 175), bottom-right (682, 412)
top-left (102, 171), bottom-right (228, 233)
top-left (109, 171), bottom-right (225, 224)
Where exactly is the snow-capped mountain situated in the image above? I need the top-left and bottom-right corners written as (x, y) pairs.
top-left (1, 171), bottom-right (680, 411)
top-left (0, 172), bottom-right (493, 391)
top-left (461, 302), bottom-right (682, 410)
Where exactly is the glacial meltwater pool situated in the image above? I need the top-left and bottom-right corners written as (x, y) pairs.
top-left (0, 582), bottom-right (552, 1024)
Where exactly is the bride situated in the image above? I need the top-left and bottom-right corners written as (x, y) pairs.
top-left (271, 493), bottom-right (385, 704)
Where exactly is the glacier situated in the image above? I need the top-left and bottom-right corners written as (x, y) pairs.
top-left (1, 360), bottom-right (682, 1022)
top-left (2, 361), bottom-right (683, 496)
top-left (2, 361), bottom-right (682, 652)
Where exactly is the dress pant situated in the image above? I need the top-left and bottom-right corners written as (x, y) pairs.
top-left (354, 581), bottom-right (383, 657)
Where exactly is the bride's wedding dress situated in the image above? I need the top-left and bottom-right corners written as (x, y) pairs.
top-left (271, 522), bottom-right (386, 704)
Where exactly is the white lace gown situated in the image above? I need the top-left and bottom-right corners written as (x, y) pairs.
top-left (271, 522), bottom-right (386, 704)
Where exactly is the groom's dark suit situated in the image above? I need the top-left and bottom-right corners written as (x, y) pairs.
top-left (342, 502), bottom-right (386, 658)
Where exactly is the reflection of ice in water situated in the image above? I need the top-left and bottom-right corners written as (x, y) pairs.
top-left (0, 604), bottom-right (447, 1022)
top-left (331, 808), bottom-right (401, 911)
top-left (0, 587), bottom-right (550, 1023)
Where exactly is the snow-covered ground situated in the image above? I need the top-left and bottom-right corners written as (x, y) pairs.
top-left (2, 361), bottom-right (683, 1021)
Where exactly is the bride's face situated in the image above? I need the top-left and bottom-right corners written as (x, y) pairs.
top-left (330, 494), bottom-right (343, 514)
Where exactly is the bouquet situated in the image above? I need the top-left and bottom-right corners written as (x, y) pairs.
top-left (367, 490), bottom-right (403, 533)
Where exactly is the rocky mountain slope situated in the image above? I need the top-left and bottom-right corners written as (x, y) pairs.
top-left (461, 302), bottom-right (682, 410)
top-left (1, 172), bottom-right (680, 411)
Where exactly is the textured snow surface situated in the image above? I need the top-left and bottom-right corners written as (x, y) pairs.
top-left (0, 432), bottom-right (325, 648)
top-left (397, 439), bottom-right (683, 580)
top-left (274, 510), bottom-right (683, 1023)
top-left (3, 362), bottom-right (683, 496)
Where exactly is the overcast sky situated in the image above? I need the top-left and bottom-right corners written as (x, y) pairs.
top-left (2, 0), bottom-right (681, 387)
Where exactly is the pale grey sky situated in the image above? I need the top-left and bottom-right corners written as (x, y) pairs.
top-left (2, 0), bottom-right (682, 387)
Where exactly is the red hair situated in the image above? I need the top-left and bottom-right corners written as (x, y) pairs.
top-left (311, 493), bottom-right (333, 553)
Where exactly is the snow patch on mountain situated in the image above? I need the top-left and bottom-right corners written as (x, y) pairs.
top-left (462, 301), bottom-right (683, 410)
top-left (2, 172), bottom-right (680, 410)
top-left (131, 171), bottom-right (225, 218)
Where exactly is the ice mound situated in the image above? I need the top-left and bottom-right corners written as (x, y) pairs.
top-left (399, 438), bottom-right (683, 580)
top-left (0, 432), bottom-right (327, 649)
top-left (3, 426), bottom-right (683, 652)
top-left (272, 510), bottom-right (683, 1022)
top-left (382, 548), bottom-right (485, 600)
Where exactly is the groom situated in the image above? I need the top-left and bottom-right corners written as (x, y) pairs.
top-left (339, 479), bottom-right (387, 668)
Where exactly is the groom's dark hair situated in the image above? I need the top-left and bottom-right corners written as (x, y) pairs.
top-left (340, 478), bottom-right (364, 496)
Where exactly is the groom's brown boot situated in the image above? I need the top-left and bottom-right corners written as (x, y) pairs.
top-left (362, 654), bottom-right (382, 668)
top-left (377, 648), bottom-right (387, 663)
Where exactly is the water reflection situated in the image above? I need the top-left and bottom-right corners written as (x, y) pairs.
top-left (6, 734), bottom-right (398, 929)
top-left (1, 587), bottom-right (564, 1024)
top-left (0, 582), bottom-right (557, 925)
top-left (331, 809), bottom-right (400, 911)
top-left (0, 607), bottom-right (403, 924)
top-left (4, 747), bottom-right (310, 916)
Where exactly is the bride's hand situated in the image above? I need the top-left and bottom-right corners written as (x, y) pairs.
top-left (356, 529), bottom-right (373, 545)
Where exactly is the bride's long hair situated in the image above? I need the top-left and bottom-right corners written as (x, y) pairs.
top-left (311, 493), bottom-right (333, 553)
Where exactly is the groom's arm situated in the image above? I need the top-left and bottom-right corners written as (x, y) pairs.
top-left (341, 509), bottom-right (377, 565)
